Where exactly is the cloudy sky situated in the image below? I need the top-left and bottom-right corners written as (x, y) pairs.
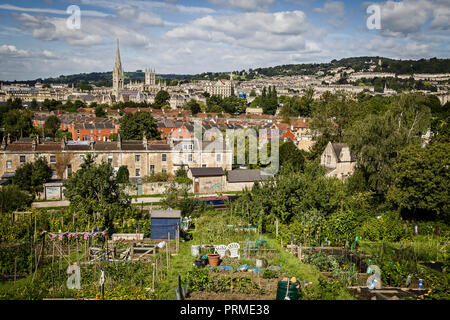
top-left (0, 0), bottom-right (449, 80)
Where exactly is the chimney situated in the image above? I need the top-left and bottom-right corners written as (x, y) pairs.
top-left (143, 132), bottom-right (148, 149)
top-left (117, 133), bottom-right (122, 150)
top-left (7, 133), bottom-right (11, 145)
top-left (1, 136), bottom-right (6, 150)
top-left (61, 136), bottom-right (67, 150)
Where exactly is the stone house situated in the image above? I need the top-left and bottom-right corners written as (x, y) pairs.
top-left (320, 141), bottom-right (356, 179)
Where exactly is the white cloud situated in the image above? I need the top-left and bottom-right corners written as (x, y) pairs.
top-left (11, 12), bottom-right (153, 47)
top-left (364, 0), bottom-right (450, 37)
top-left (164, 10), bottom-right (324, 51)
top-left (0, 3), bottom-right (110, 17)
top-left (314, 1), bottom-right (345, 17)
top-left (116, 7), bottom-right (164, 26)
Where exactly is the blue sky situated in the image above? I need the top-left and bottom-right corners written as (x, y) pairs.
top-left (0, 0), bottom-right (449, 80)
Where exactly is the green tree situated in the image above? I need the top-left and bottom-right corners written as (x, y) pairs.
top-left (153, 90), bottom-right (170, 109)
top-left (116, 165), bottom-right (130, 183)
top-left (63, 156), bottom-right (132, 231)
top-left (94, 104), bottom-right (107, 118)
top-left (12, 157), bottom-right (52, 196)
top-left (184, 99), bottom-right (202, 115)
top-left (345, 93), bottom-right (432, 198)
top-left (2, 109), bottom-right (33, 140)
top-left (387, 141), bottom-right (449, 221)
top-left (0, 185), bottom-right (32, 213)
top-left (44, 115), bottom-right (61, 138)
top-left (279, 141), bottom-right (306, 172)
top-left (119, 111), bottom-right (160, 140)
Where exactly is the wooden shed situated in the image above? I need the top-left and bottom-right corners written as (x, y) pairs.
top-left (150, 209), bottom-right (181, 240)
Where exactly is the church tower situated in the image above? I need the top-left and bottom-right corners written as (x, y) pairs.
top-left (113, 39), bottom-right (124, 98)
top-left (145, 68), bottom-right (156, 86)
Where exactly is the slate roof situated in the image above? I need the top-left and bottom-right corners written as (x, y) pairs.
top-left (227, 169), bottom-right (264, 183)
top-left (190, 167), bottom-right (225, 177)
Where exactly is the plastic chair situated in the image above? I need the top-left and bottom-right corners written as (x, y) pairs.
top-left (214, 244), bottom-right (228, 259)
top-left (227, 242), bottom-right (240, 259)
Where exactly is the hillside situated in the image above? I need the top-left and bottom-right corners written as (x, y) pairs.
top-left (2, 57), bottom-right (449, 86)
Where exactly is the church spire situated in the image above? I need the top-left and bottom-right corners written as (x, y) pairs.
top-left (115, 38), bottom-right (122, 69)
top-left (113, 38), bottom-right (124, 98)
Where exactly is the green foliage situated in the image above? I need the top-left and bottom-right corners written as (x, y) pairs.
top-left (387, 141), bottom-right (449, 220)
top-left (2, 109), bottom-right (33, 140)
top-left (12, 156), bottom-right (52, 196)
top-left (278, 141), bottom-right (306, 172)
top-left (153, 90), bottom-right (170, 109)
top-left (262, 269), bottom-right (278, 279)
top-left (0, 185), bottom-right (32, 213)
top-left (43, 115), bottom-right (61, 138)
top-left (63, 155), bottom-right (132, 233)
top-left (116, 165), bottom-right (130, 184)
top-left (358, 212), bottom-right (412, 241)
top-left (185, 267), bottom-right (210, 291)
top-left (183, 99), bottom-right (202, 115)
top-left (118, 111), bottom-right (160, 140)
top-left (143, 172), bottom-right (171, 182)
top-left (345, 93), bottom-right (432, 198)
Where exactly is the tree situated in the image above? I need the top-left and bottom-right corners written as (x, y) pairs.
top-left (95, 104), bottom-right (107, 118)
top-left (2, 109), bottom-right (33, 140)
top-left (387, 141), bottom-right (449, 221)
top-left (249, 89), bottom-right (256, 97)
top-left (0, 185), bottom-right (32, 213)
top-left (63, 156), bottom-right (132, 231)
top-left (119, 111), bottom-right (160, 140)
top-left (279, 141), bottom-right (306, 172)
top-left (12, 157), bottom-right (52, 196)
top-left (30, 98), bottom-right (38, 109)
top-left (184, 99), bottom-right (202, 115)
top-left (153, 90), bottom-right (170, 109)
top-left (345, 93), bottom-right (432, 198)
top-left (44, 115), bottom-right (61, 138)
top-left (116, 165), bottom-right (130, 183)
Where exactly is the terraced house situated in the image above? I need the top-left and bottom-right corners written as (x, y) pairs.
top-left (0, 135), bottom-right (233, 185)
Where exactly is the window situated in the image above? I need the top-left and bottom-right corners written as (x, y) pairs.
top-left (162, 154), bottom-right (167, 162)
top-left (98, 130), bottom-right (101, 134)
top-left (67, 165), bottom-right (72, 177)
top-left (216, 153), bottom-right (221, 162)
top-left (108, 155), bottom-right (113, 164)
top-left (135, 155), bottom-right (141, 162)
top-left (20, 155), bottom-right (25, 164)
top-left (150, 165), bottom-right (155, 175)
top-left (162, 168), bottom-right (167, 173)
top-left (50, 155), bottom-right (56, 164)
top-left (110, 129), bottom-right (113, 134)
top-left (188, 154), bottom-right (193, 162)
top-left (326, 155), bottom-right (331, 165)
top-left (136, 169), bottom-right (141, 177)
top-left (202, 164), bottom-right (207, 168)
top-left (51, 170), bottom-right (57, 179)
top-left (90, 130), bottom-right (93, 134)
top-left (6, 160), bottom-right (12, 169)
top-left (77, 129), bottom-right (80, 134)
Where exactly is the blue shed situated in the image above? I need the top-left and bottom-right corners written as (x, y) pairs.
top-left (150, 209), bottom-right (181, 240)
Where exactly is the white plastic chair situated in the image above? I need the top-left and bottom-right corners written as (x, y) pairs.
top-left (227, 242), bottom-right (240, 259)
top-left (214, 245), bottom-right (228, 259)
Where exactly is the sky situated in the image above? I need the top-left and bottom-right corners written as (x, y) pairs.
top-left (0, 0), bottom-right (449, 81)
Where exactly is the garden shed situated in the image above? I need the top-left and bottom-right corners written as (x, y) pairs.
top-left (150, 209), bottom-right (181, 240)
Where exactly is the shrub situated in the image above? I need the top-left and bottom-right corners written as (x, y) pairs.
top-left (143, 172), bottom-right (172, 183)
top-left (358, 212), bottom-right (412, 241)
